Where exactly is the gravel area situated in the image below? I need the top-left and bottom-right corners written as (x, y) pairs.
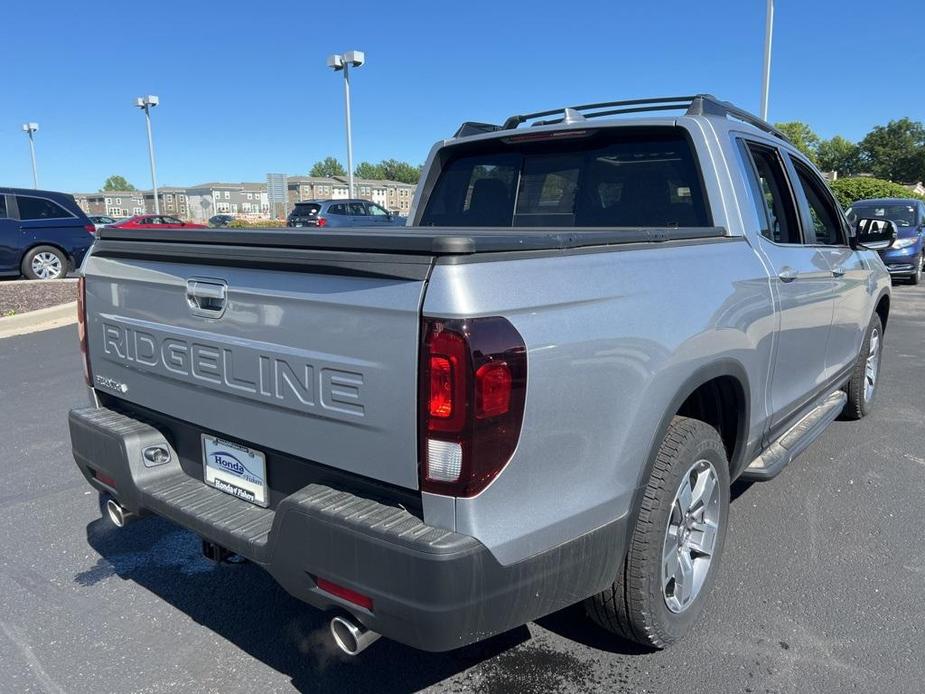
top-left (0, 279), bottom-right (77, 317)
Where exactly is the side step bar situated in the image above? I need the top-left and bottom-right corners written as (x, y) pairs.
top-left (742, 390), bottom-right (847, 481)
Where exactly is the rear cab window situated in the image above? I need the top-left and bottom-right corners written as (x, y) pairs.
top-left (420, 127), bottom-right (711, 228)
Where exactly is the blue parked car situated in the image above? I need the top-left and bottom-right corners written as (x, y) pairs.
top-left (287, 199), bottom-right (405, 229)
top-left (0, 187), bottom-right (95, 280)
top-left (846, 198), bottom-right (925, 284)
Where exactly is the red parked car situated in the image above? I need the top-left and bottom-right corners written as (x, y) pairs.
top-left (109, 215), bottom-right (207, 230)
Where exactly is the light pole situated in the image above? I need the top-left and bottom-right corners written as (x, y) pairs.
top-left (21, 122), bottom-right (39, 189)
top-left (134, 95), bottom-right (160, 213)
top-left (326, 51), bottom-right (365, 198)
top-left (760, 0), bottom-right (774, 121)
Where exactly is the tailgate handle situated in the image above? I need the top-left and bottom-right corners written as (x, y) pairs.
top-left (186, 279), bottom-right (227, 317)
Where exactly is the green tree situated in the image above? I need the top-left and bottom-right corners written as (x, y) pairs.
top-left (354, 159), bottom-right (421, 184)
top-left (101, 175), bottom-right (136, 191)
top-left (774, 121), bottom-right (820, 162)
top-left (829, 176), bottom-right (924, 209)
top-left (309, 156), bottom-right (347, 177)
top-left (859, 118), bottom-right (925, 182)
top-left (355, 161), bottom-right (385, 179)
top-left (816, 136), bottom-right (861, 175)
top-left (378, 159), bottom-right (422, 184)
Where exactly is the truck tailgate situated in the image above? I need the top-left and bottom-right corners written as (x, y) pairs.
top-left (82, 242), bottom-right (432, 491)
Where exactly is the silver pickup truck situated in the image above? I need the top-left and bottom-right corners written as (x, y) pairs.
top-left (69, 95), bottom-right (893, 655)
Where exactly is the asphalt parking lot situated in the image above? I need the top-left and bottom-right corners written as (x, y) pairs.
top-left (1, 283), bottom-right (924, 693)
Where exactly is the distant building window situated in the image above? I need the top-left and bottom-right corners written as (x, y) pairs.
top-left (105, 197), bottom-right (112, 205)
top-left (166, 194), bottom-right (173, 201)
top-left (224, 191), bottom-right (230, 199)
top-left (247, 192), bottom-right (253, 200)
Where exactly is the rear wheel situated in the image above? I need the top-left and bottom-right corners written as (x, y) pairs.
top-left (21, 245), bottom-right (67, 280)
top-left (842, 314), bottom-right (883, 420)
top-left (586, 416), bottom-right (730, 648)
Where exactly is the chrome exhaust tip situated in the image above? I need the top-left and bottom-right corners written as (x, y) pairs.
top-left (330, 615), bottom-right (380, 656)
top-left (106, 498), bottom-right (136, 528)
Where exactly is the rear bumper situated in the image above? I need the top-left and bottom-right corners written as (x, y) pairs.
top-left (68, 406), bottom-right (624, 652)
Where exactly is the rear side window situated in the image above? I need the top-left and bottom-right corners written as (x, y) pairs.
top-left (420, 129), bottom-right (710, 228)
top-left (739, 143), bottom-right (800, 244)
top-left (328, 204), bottom-right (346, 215)
top-left (0, 196), bottom-right (6, 218)
top-left (17, 195), bottom-right (72, 221)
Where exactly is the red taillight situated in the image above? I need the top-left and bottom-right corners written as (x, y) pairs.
top-left (475, 362), bottom-right (512, 419)
top-left (419, 317), bottom-right (526, 497)
top-left (77, 276), bottom-right (91, 385)
top-left (316, 216), bottom-right (328, 227)
top-left (84, 224), bottom-right (96, 235)
top-left (315, 577), bottom-right (373, 610)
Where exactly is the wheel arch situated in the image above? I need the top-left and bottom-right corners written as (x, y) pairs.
top-left (623, 360), bottom-right (751, 549)
top-left (874, 291), bottom-right (890, 333)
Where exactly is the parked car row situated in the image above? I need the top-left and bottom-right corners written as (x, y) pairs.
top-left (287, 199), bottom-right (406, 228)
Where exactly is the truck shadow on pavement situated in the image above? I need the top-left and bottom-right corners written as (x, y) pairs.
top-left (80, 515), bottom-right (534, 692)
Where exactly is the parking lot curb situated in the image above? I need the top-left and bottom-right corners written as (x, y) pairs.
top-left (0, 301), bottom-right (78, 339)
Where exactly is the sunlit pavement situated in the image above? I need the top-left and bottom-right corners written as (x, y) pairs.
top-left (1, 283), bottom-right (924, 693)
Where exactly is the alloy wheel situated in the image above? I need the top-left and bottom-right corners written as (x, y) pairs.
top-left (662, 459), bottom-right (721, 613)
top-left (864, 328), bottom-right (880, 402)
top-left (31, 252), bottom-right (63, 279)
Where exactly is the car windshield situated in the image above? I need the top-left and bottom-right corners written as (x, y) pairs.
top-left (847, 203), bottom-right (917, 227)
top-left (292, 204), bottom-right (320, 217)
top-left (420, 128), bottom-right (710, 228)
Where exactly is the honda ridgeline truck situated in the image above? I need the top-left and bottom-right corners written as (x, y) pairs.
top-left (69, 95), bottom-right (893, 654)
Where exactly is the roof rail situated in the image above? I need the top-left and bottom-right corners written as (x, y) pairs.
top-left (453, 94), bottom-right (790, 143)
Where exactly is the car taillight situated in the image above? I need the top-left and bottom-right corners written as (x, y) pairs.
top-left (317, 217), bottom-right (328, 227)
top-left (419, 316), bottom-right (526, 497)
top-left (77, 276), bottom-right (91, 385)
top-left (84, 224), bottom-right (96, 235)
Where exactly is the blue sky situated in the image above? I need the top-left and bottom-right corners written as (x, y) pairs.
top-left (1, 0), bottom-right (923, 193)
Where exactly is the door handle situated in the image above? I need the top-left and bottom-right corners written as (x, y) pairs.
top-left (186, 279), bottom-right (227, 317)
top-left (777, 267), bottom-right (798, 283)
top-left (831, 266), bottom-right (846, 277)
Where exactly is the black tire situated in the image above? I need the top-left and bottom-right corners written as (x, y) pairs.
top-left (842, 313), bottom-right (883, 420)
top-left (586, 416), bottom-right (730, 648)
top-left (21, 245), bottom-right (68, 280)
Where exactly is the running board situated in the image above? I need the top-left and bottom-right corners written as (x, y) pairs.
top-left (742, 391), bottom-right (847, 481)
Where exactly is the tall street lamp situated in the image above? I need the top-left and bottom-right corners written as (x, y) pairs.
top-left (760, 0), bottom-right (774, 121)
top-left (134, 95), bottom-right (161, 213)
top-left (326, 51), bottom-right (365, 198)
top-left (21, 122), bottom-right (39, 189)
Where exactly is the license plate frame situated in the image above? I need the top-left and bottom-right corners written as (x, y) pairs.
top-left (201, 434), bottom-right (269, 508)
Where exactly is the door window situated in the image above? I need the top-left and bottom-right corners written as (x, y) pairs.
top-left (0, 196), bottom-right (6, 218)
top-left (327, 204), bottom-right (346, 215)
top-left (348, 202), bottom-right (367, 216)
top-left (163, 216), bottom-right (183, 224)
top-left (368, 203), bottom-right (389, 217)
top-left (791, 161), bottom-right (846, 245)
top-left (739, 143), bottom-right (801, 244)
top-left (16, 196), bottom-right (71, 221)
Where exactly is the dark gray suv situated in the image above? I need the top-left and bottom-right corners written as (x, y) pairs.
top-left (287, 199), bottom-right (405, 228)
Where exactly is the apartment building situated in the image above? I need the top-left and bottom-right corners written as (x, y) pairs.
top-left (185, 182), bottom-right (270, 222)
top-left (286, 176), bottom-right (416, 216)
top-left (74, 188), bottom-right (189, 217)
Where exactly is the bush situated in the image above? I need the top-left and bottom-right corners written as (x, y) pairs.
top-left (830, 177), bottom-right (924, 208)
top-left (226, 218), bottom-right (287, 229)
